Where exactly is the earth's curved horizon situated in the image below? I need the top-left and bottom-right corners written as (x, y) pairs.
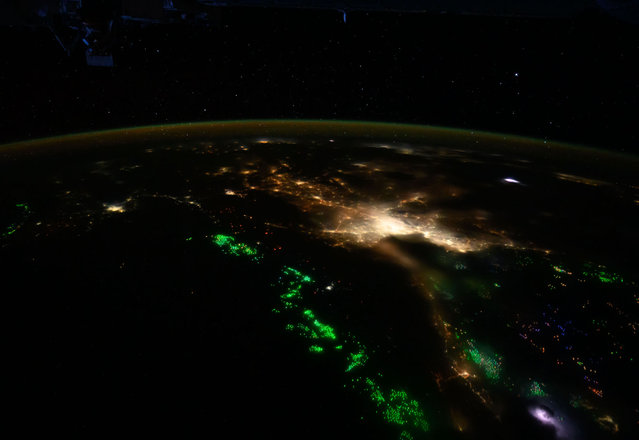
top-left (2, 119), bottom-right (637, 160)
top-left (3, 120), bottom-right (637, 439)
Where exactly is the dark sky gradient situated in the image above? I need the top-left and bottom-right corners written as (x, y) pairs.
top-left (1, 7), bottom-right (638, 153)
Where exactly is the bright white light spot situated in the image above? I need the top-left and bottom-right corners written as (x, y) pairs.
top-left (532, 407), bottom-right (554, 424)
top-left (502, 177), bottom-right (522, 184)
top-left (529, 405), bottom-right (575, 439)
top-left (225, 189), bottom-right (236, 196)
top-left (322, 205), bottom-right (486, 253)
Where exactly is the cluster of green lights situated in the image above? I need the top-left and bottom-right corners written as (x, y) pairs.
top-left (464, 343), bottom-right (502, 381)
top-left (357, 376), bottom-right (429, 433)
top-left (586, 269), bottom-right (624, 284)
top-left (303, 309), bottom-right (337, 340)
top-left (517, 255), bottom-right (535, 267)
top-left (449, 323), bottom-right (512, 391)
top-left (2, 225), bottom-right (18, 237)
top-left (212, 234), bottom-right (261, 261)
top-left (551, 262), bottom-right (627, 285)
top-left (399, 431), bottom-right (414, 440)
top-left (278, 285), bottom-right (303, 310)
top-left (591, 318), bottom-right (608, 328)
top-left (2, 203), bottom-right (31, 238)
top-left (283, 266), bottom-right (312, 283)
top-left (275, 266), bottom-right (314, 312)
top-left (285, 323), bottom-right (319, 339)
top-left (278, 267), bottom-right (338, 354)
top-left (208, 232), bottom-right (430, 438)
top-left (528, 381), bottom-right (546, 397)
top-left (277, 266), bottom-right (429, 437)
top-left (284, 316), bottom-right (338, 342)
top-left (346, 345), bottom-right (369, 372)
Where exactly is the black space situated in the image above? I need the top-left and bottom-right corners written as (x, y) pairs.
top-left (1, 6), bottom-right (638, 153)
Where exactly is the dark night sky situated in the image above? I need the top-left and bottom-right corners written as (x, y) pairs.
top-left (1, 6), bottom-right (638, 153)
